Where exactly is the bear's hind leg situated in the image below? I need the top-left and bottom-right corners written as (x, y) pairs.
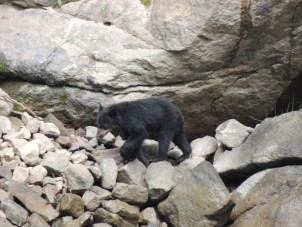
top-left (173, 130), bottom-right (192, 164)
top-left (149, 133), bottom-right (173, 163)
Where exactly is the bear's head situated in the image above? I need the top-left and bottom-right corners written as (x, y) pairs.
top-left (96, 104), bottom-right (117, 137)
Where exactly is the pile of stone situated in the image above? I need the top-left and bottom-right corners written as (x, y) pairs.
top-left (1, 88), bottom-right (302, 227)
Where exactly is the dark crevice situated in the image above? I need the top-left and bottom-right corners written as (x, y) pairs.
top-left (223, 0), bottom-right (253, 68)
top-left (268, 71), bottom-right (302, 117)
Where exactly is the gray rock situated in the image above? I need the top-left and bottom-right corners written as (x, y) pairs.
top-left (59, 193), bottom-right (84, 218)
top-left (117, 159), bottom-right (146, 186)
top-left (0, 166), bottom-right (12, 180)
top-left (6, 181), bottom-right (59, 222)
top-left (0, 198), bottom-right (29, 226)
top-left (145, 161), bottom-right (176, 201)
top-left (101, 199), bottom-right (140, 225)
top-left (190, 136), bottom-right (218, 158)
top-left (85, 126), bottom-right (98, 139)
top-left (139, 207), bottom-right (161, 226)
top-left (158, 161), bottom-right (233, 227)
top-left (12, 165), bottom-right (29, 183)
top-left (55, 136), bottom-right (73, 148)
top-left (231, 166), bottom-right (302, 221)
top-left (64, 164), bottom-right (94, 193)
top-left (232, 180), bottom-right (302, 227)
top-left (90, 186), bottom-right (112, 200)
top-left (28, 213), bottom-right (50, 227)
top-left (99, 158), bottom-right (118, 190)
top-left (39, 122), bottom-right (60, 138)
top-left (82, 191), bottom-right (101, 211)
top-left (93, 208), bottom-right (123, 227)
top-left (71, 136), bottom-right (94, 152)
top-left (0, 89), bottom-right (13, 117)
top-left (45, 113), bottom-right (69, 136)
top-left (112, 183), bottom-right (148, 205)
top-left (28, 165), bottom-right (48, 184)
top-left (92, 148), bottom-right (123, 164)
top-left (77, 212), bottom-right (92, 227)
top-left (43, 149), bottom-right (70, 175)
top-left (43, 184), bottom-right (59, 204)
top-left (0, 0), bottom-right (301, 139)
top-left (0, 116), bottom-right (11, 134)
top-left (215, 119), bottom-right (253, 148)
top-left (214, 111), bottom-right (302, 176)
top-left (178, 156), bottom-right (205, 170)
top-left (87, 165), bottom-right (102, 180)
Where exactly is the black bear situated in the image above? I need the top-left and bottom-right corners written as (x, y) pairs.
top-left (96, 97), bottom-right (192, 164)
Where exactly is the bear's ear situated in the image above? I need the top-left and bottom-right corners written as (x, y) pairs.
top-left (109, 109), bottom-right (117, 117)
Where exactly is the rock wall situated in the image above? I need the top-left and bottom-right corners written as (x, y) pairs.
top-left (0, 0), bottom-right (301, 137)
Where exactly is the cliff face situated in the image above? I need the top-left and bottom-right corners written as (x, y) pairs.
top-left (0, 0), bottom-right (302, 137)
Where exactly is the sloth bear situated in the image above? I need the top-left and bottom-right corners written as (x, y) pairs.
top-left (96, 97), bottom-right (191, 164)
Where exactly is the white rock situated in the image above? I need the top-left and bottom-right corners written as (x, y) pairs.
top-left (33, 133), bottom-right (56, 154)
top-left (3, 126), bottom-right (31, 140)
top-left (12, 166), bottom-right (29, 183)
top-left (99, 132), bottom-right (115, 146)
top-left (179, 156), bottom-right (205, 169)
top-left (191, 136), bottom-right (218, 158)
top-left (117, 159), bottom-right (146, 186)
top-left (23, 113), bottom-right (41, 134)
top-left (71, 153), bottom-right (88, 164)
top-left (99, 158), bottom-right (118, 190)
top-left (64, 164), bottom-right (94, 193)
top-left (215, 119), bottom-right (253, 148)
top-left (19, 140), bottom-right (41, 166)
top-left (5, 138), bottom-right (28, 153)
top-left (85, 126), bottom-right (98, 139)
top-left (39, 122), bottom-right (60, 138)
top-left (28, 165), bottom-right (48, 184)
top-left (1, 147), bottom-right (14, 161)
top-left (145, 161), bottom-right (176, 201)
top-left (0, 116), bottom-right (11, 134)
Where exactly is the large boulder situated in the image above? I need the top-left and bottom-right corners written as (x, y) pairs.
top-left (214, 111), bottom-right (302, 177)
top-left (157, 161), bottom-right (233, 227)
top-left (231, 181), bottom-right (302, 227)
top-left (1, 0), bottom-right (301, 137)
top-left (231, 166), bottom-right (302, 221)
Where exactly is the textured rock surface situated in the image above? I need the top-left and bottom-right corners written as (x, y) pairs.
top-left (64, 164), bottom-right (94, 193)
top-left (214, 111), bottom-right (302, 176)
top-left (145, 161), bottom-right (176, 201)
top-left (232, 180), bottom-right (302, 227)
top-left (231, 166), bottom-right (302, 221)
top-left (158, 161), bottom-right (233, 227)
top-left (215, 119), bottom-right (253, 148)
top-left (1, 0), bottom-right (301, 137)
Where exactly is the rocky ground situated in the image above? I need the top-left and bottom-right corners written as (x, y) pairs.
top-left (0, 89), bottom-right (302, 227)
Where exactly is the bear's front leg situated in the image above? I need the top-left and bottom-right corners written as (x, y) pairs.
top-left (120, 127), bottom-right (148, 164)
